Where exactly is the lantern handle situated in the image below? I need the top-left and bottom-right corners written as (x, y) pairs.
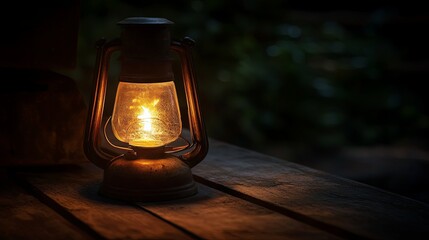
top-left (84, 38), bottom-right (122, 169)
top-left (171, 37), bottom-right (209, 168)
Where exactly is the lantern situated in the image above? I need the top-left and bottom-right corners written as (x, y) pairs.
top-left (84, 17), bottom-right (208, 201)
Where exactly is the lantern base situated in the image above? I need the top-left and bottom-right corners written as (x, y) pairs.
top-left (99, 155), bottom-right (197, 202)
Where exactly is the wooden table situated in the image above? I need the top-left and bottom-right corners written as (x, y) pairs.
top-left (2, 139), bottom-right (429, 240)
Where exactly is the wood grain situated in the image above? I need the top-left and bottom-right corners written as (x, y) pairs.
top-left (193, 140), bottom-right (429, 240)
top-left (19, 165), bottom-right (192, 240)
top-left (21, 164), bottom-right (340, 240)
top-left (0, 173), bottom-right (92, 240)
top-left (12, 139), bottom-right (429, 239)
top-left (139, 183), bottom-right (340, 240)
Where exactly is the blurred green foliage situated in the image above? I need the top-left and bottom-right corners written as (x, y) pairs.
top-left (73, 0), bottom-right (429, 157)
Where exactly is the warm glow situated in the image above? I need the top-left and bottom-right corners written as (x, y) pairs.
top-left (111, 81), bottom-right (182, 148)
top-left (138, 106), bottom-right (153, 132)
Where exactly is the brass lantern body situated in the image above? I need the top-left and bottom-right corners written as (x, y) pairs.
top-left (84, 17), bottom-right (208, 201)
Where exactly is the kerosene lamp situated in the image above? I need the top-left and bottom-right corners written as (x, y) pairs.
top-left (84, 17), bottom-right (208, 201)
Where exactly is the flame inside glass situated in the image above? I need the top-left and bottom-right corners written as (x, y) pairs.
top-left (112, 81), bottom-right (182, 148)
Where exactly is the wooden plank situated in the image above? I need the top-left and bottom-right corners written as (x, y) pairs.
top-left (22, 164), bottom-right (340, 240)
top-left (193, 140), bottom-right (429, 240)
top-left (18, 165), bottom-right (192, 240)
top-left (0, 172), bottom-right (92, 240)
top-left (139, 183), bottom-right (341, 240)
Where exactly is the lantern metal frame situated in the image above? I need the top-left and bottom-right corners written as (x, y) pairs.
top-left (84, 18), bottom-right (208, 202)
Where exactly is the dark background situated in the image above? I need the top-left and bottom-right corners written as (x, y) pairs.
top-left (5, 1), bottom-right (429, 203)
top-left (74, 0), bottom-right (429, 149)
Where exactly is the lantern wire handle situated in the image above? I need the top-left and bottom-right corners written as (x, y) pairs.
top-left (103, 116), bottom-right (192, 154)
top-left (104, 116), bottom-right (133, 152)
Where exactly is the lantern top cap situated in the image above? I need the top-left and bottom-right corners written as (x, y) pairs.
top-left (118, 17), bottom-right (174, 26)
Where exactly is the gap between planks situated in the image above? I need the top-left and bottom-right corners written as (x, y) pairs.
top-left (12, 173), bottom-right (106, 240)
top-left (12, 171), bottom-right (199, 240)
top-left (193, 174), bottom-right (367, 240)
top-left (15, 164), bottom-right (341, 240)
